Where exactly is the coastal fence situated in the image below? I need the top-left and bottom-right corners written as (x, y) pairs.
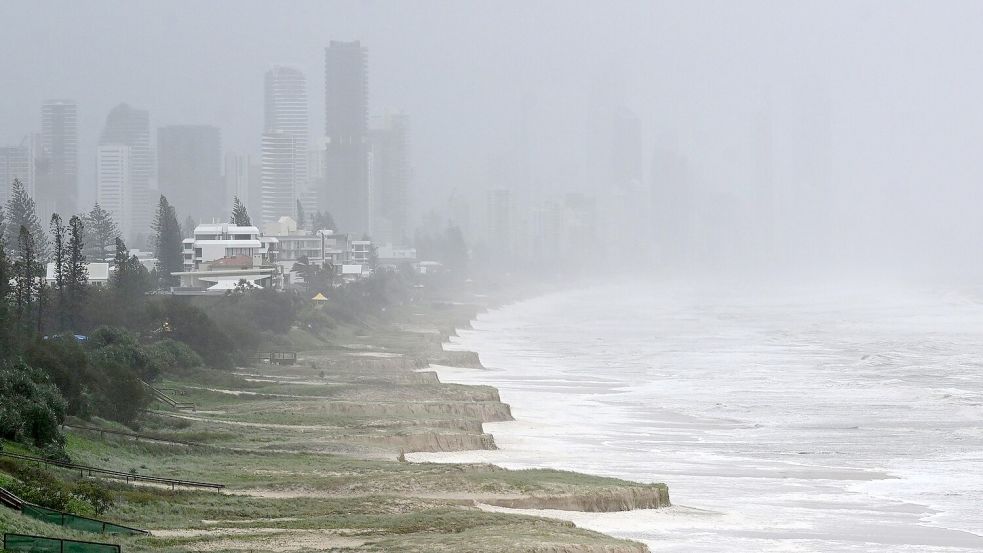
top-left (3, 533), bottom-right (121, 553)
top-left (3, 483), bottom-right (149, 537)
top-left (20, 504), bottom-right (149, 536)
top-left (0, 451), bottom-right (224, 491)
top-left (62, 423), bottom-right (201, 448)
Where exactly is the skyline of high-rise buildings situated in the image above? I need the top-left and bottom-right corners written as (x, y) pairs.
top-left (0, 39), bottom-right (421, 248)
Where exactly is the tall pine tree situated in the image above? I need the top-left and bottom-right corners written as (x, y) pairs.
top-left (0, 240), bottom-right (10, 304)
top-left (50, 214), bottom-right (67, 330)
top-left (0, 238), bottom-right (11, 353)
top-left (230, 196), bottom-right (251, 226)
top-left (65, 215), bottom-right (87, 329)
top-left (5, 179), bottom-right (49, 261)
top-left (153, 195), bottom-right (183, 288)
top-left (13, 225), bottom-right (37, 323)
top-left (82, 203), bottom-right (119, 263)
top-left (112, 237), bottom-right (151, 304)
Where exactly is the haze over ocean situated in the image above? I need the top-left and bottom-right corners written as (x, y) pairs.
top-left (413, 281), bottom-right (983, 552)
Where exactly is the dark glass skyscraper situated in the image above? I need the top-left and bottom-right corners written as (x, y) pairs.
top-left (369, 113), bottom-right (409, 244)
top-left (157, 125), bottom-right (222, 224)
top-left (324, 40), bottom-right (368, 234)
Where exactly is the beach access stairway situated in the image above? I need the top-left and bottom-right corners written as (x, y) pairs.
top-left (0, 486), bottom-right (23, 510)
top-left (0, 451), bottom-right (223, 491)
top-left (142, 380), bottom-right (196, 411)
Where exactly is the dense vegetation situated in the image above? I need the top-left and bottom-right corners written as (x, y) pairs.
top-left (0, 181), bottom-right (431, 458)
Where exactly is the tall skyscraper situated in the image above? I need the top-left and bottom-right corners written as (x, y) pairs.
top-left (157, 125), bottom-right (222, 223)
top-left (261, 65), bottom-right (308, 224)
top-left (0, 136), bottom-right (36, 205)
top-left (100, 103), bottom-right (153, 239)
top-left (324, 40), bottom-right (368, 234)
top-left (261, 131), bottom-right (302, 225)
top-left (368, 113), bottom-right (410, 244)
top-left (96, 144), bottom-right (131, 239)
top-left (39, 100), bottom-right (78, 218)
top-left (224, 152), bottom-right (252, 210)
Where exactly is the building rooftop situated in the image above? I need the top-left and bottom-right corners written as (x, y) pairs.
top-left (191, 239), bottom-right (262, 248)
top-left (194, 223), bottom-right (261, 235)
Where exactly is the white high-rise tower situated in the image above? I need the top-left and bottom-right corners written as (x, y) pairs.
top-left (261, 65), bottom-right (308, 225)
top-left (40, 100), bottom-right (78, 219)
top-left (100, 103), bottom-right (153, 240)
top-left (96, 144), bottom-right (131, 240)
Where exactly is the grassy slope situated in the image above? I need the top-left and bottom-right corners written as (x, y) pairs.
top-left (0, 289), bottom-right (663, 552)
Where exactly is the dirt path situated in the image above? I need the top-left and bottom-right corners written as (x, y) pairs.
top-left (150, 528), bottom-right (367, 551)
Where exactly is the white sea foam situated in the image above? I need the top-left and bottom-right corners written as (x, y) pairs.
top-left (410, 283), bottom-right (983, 551)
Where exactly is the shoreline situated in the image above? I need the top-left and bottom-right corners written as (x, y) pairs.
top-left (1, 277), bottom-right (668, 552)
top-left (407, 291), bottom-right (673, 547)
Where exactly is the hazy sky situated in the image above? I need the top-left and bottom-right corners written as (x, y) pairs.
top-left (4, 1), bottom-right (983, 273)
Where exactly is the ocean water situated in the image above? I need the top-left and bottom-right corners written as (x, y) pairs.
top-left (410, 282), bottom-right (983, 552)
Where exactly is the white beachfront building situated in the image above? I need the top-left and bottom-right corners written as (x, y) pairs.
top-left (171, 223), bottom-right (281, 293)
top-left (45, 262), bottom-right (111, 286)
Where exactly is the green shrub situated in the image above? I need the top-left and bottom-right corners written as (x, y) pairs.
top-left (71, 479), bottom-right (116, 515)
top-left (88, 361), bottom-right (149, 425)
top-left (87, 326), bottom-right (139, 349)
top-left (147, 298), bottom-right (236, 368)
top-left (144, 339), bottom-right (202, 370)
top-left (4, 464), bottom-right (115, 516)
top-left (6, 465), bottom-right (73, 511)
top-left (0, 363), bottom-right (66, 447)
top-left (24, 335), bottom-right (91, 417)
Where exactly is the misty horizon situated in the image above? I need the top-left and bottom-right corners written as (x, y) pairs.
top-left (3, 1), bottom-right (983, 277)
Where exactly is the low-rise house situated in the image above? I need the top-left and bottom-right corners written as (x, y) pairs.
top-left (376, 244), bottom-right (416, 271)
top-left (45, 262), bottom-right (111, 285)
top-left (265, 217), bottom-right (375, 284)
top-left (350, 240), bottom-right (373, 266)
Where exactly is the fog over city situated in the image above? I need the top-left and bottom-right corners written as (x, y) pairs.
top-left (5, 4), bottom-right (983, 552)
top-left (3, 0), bottom-right (983, 278)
